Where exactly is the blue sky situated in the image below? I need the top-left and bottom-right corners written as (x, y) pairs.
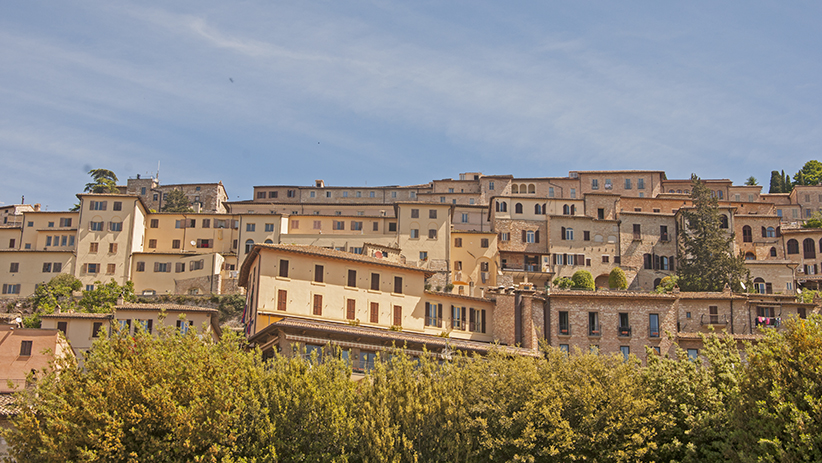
top-left (1, 1), bottom-right (820, 210)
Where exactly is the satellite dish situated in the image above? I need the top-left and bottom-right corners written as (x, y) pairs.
top-left (190, 240), bottom-right (196, 246)
top-left (740, 282), bottom-right (746, 290)
top-left (797, 288), bottom-right (802, 294)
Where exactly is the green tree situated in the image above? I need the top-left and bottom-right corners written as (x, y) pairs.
top-left (654, 275), bottom-right (679, 293)
top-left (731, 315), bottom-right (822, 461)
top-left (608, 267), bottom-right (628, 289)
top-left (794, 160), bottom-right (822, 186)
top-left (78, 279), bottom-right (136, 313)
top-left (571, 270), bottom-right (595, 290)
top-left (745, 176), bottom-right (757, 186)
top-left (783, 169), bottom-right (792, 191)
top-left (84, 169), bottom-right (119, 194)
top-left (161, 189), bottom-right (193, 213)
top-left (769, 170), bottom-right (783, 193)
top-left (23, 274), bottom-right (83, 327)
top-left (677, 175), bottom-right (750, 292)
top-left (554, 276), bottom-right (574, 289)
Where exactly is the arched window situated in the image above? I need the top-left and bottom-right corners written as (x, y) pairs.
top-left (719, 215), bottom-right (729, 229)
top-left (534, 203), bottom-right (543, 215)
top-left (264, 239), bottom-right (274, 244)
top-left (528, 184), bottom-right (536, 194)
top-left (766, 227), bottom-right (775, 238)
top-left (511, 184), bottom-right (519, 194)
top-left (754, 277), bottom-right (766, 294)
top-left (742, 226), bottom-right (752, 242)
top-left (718, 191), bottom-right (724, 199)
top-left (520, 184), bottom-right (527, 193)
top-left (668, 189), bottom-right (675, 193)
top-left (770, 247), bottom-right (777, 257)
top-left (515, 203), bottom-right (523, 214)
top-left (245, 239), bottom-right (255, 253)
top-left (570, 205), bottom-right (576, 215)
top-left (563, 204), bottom-right (570, 215)
top-left (804, 238), bottom-right (816, 259)
top-left (787, 239), bottom-right (799, 254)
top-left (500, 202), bottom-right (507, 213)
top-left (745, 252), bottom-right (756, 260)
top-left (653, 278), bottom-right (662, 289)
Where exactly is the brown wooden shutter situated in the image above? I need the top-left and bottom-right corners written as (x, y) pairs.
top-left (370, 302), bottom-right (379, 323)
top-left (393, 305), bottom-right (402, 326)
top-left (277, 290), bottom-right (287, 311)
top-left (153, 262), bottom-right (159, 272)
top-left (522, 230), bottom-right (527, 242)
top-left (561, 227), bottom-right (566, 240)
top-left (313, 294), bottom-right (322, 315)
top-left (481, 310), bottom-right (486, 333)
top-left (535, 230), bottom-right (540, 243)
top-left (347, 299), bottom-right (355, 320)
top-left (437, 304), bottom-right (443, 328)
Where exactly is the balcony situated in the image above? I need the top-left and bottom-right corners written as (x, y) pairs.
top-left (425, 316), bottom-right (442, 328)
top-left (649, 327), bottom-right (660, 338)
top-left (588, 324), bottom-right (601, 337)
top-left (617, 325), bottom-right (632, 337)
top-left (660, 232), bottom-right (669, 242)
top-left (755, 317), bottom-right (780, 328)
top-left (558, 325), bottom-right (571, 336)
top-left (700, 314), bottom-right (728, 326)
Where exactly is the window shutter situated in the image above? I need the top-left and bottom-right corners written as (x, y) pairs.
top-left (166, 262), bottom-right (172, 272)
top-left (653, 254), bottom-right (660, 270)
top-left (553, 254), bottom-right (557, 265)
top-left (481, 310), bottom-right (486, 333)
top-left (761, 227), bottom-right (766, 238)
top-left (561, 227), bottom-right (566, 240)
top-left (669, 256), bottom-right (675, 271)
top-left (535, 230), bottom-right (540, 243)
top-left (437, 304), bottom-right (443, 328)
top-left (577, 254), bottom-right (584, 265)
top-left (461, 307), bottom-right (466, 328)
top-left (82, 263), bottom-right (87, 274)
top-left (522, 230), bottom-right (527, 242)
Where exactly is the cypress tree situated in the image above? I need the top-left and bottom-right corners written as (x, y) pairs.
top-left (677, 174), bottom-right (750, 292)
top-left (769, 171), bottom-right (782, 193)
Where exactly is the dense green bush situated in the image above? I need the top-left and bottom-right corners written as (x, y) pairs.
top-left (608, 267), bottom-right (628, 289)
top-left (571, 270), bottom-right (595, 290)
top-left (7, 317), bottom-right (822, 462)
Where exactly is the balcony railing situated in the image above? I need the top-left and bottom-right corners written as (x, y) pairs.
top-left (558, 325), bottom-right (571, 336)
top-left (755, 317), bottom-right (781, 328)
top-left (649, 327), bottom-right (660, 338)
top-left (700, 314), bottom-right (728, 326)
top-left (425, 316), bottom-right (442, 328)
top-left (588, 324), bottom-right (601, 337)
top-left (617, 325), bottom-right (632, 337)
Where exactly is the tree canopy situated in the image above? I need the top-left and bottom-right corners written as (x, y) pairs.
top-left (571, 269), bottom-right (594, 290)
top-left (744, 176), bottom-right (757, 186)
top-left (83, 169), bottom-right (119, 194)
top-left (677, 175), bottom-right (749, 292)
top-left (161, 189), bottom-right (193, 213)
top-left (794, 160), bottom-right (822, 186)
top-left (608, 267), bottom-right (627, 289)
top-left (23, 276), bottom-right (135, 328)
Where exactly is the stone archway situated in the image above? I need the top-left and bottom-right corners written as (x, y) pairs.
top-left (595, 274), bottom-right (610, 289)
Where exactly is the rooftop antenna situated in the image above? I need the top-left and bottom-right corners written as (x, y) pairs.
top-left (157, 161), bottom-right (160, 182)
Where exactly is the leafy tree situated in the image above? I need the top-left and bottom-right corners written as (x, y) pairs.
top-left (745, 176), bottom-right (757, 186)
top-left (78, 279), bottom-right (136, 313)
top-left (784, 169), bottom-right (792, 191)
top-left (23, 274), bottom-right (83, 327)
top-left (608, 267), bottom-right (628, 289)
top-left (161, 189), bottom-right (194, 213)
top-left (804, 211), bottom-right (822, 229)
top-left (554, 276), bottom-right (574, 289)
top-left (654, 275), bottom-right (680, 293)
top-left (731, 315), bottom-right (822, 461)
top-left (84, 169), bottom-right (119, 194)
top-left (677, 175), bottom-right (750, 292)
top-left (794, 160), bottom-right (822, 186)
top-left (571, 270), bottom-right (594, 290)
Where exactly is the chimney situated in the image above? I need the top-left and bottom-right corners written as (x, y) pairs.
top-left (33, 203), bottom-right (41, 212)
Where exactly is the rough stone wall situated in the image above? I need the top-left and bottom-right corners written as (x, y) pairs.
top-left (490, 291), bottom-right (515, 345)
top-left (494, 219), bottom-right (548, 255)
top-left (619, 213), bottom-right (677, 291)
top-left (174, 275), bottom-right (219, 295)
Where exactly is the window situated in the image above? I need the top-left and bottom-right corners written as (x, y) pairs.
top-left (558, 311), bottom-right (570, 335)
top-left (20, 340), bottom-right (32, 356)
top-left (687, 349), bottom-right (699, 361)
top-left (388, 222), bottom-right (397, 232)
top-left (277, 290), bottom-right (287, 311)
top-left (1, 284), bottom-right (20, 294)
top-left (351, 221), bottom-right (363, 231)
top-left (9, 262), bottom-right (19, 273)
top-left (154, 262), bottom-right (169, 273)
top-left (633, 224), bottom-right (641, 240)
top-left (314, 265), bottom-right (324, 283)
top-left (454, 237), bottom-right (462, 248)
top-left (455, 261), bottom-right (462, 271)
top-left (148, 239), bottom-right (157, 249)
top-left (345, 269), bottom-right (357, 288)
top-left (602, 255), bottom-right (609, 263)
top-left (189, 260), bottom-right (204, 271)
top-left (393, 276), bottom-right (403, 294)
top-left (469, 308), bottom-right (486, 333)
top-left (333, 221), bottom-right (345, 230)
top-left (89, 243), bottom-right (99, 253)
top-left (428, 229), bottom-right (437, 239)
top-left (804, 238), bottom-right (817, 259)
top-left (660, 225), bottom-right (669, 241)
top-left (371, 273), bottom-right (380, 291)
top-left (583, 231), bottom-right (590, 241)
top-left (257, 191), bottom-right (266, 199)
top-left (410, 209), bottom-right (420, 219)
top-left (279, 259), bottom-right (289, 278)
top-left (175, 220), bottom-right (184, 229)
top-left (313, 294), bottom-right (323, 315)
top-left (604, 179), bottom-right (612, 190)
top-left (787, 239), bottom-right (799, 254)
top-left (56, 321), bottom-right (67, 334)
top-left (137, 319), bottom-right (153, 334)
top-left (620, 346), bottom-right (630, 361)
top-left (246, 223), bottom-right (256, 232)
top-left (515, 203), bottom-right (523, 214)
top-left (268, 191), bottom-right (278, 199)
top-left (591, 179), bottom-right (599, 190)
top-left (588, 312), bottom-right (600, 336)
top-left (425, 302), bottom-right (442, 327)
top-left (8, 239), bottom-right (14, 249)
top-left (136, 261), bottom-right (145, 272)
top-left (89, 201), bottom-right (107, 211)
top-left (176, 320), bottom-right (193, 334)
top-left (309, 191), bottom-right (315, 198)
top-left (410, 229), bottom-right (419, 239)
top-left (112, 201), bottom-right (123, 211)
top-left (92, 322), bottom-right (104, 338)
top-left (481, 238), bottom-right (489, 248)
top-left (597, 208), bottom-right (604, 220)
top-left (570, 188), bottom-right (576, 198)
top-left (90, 221), bottom-right (104, 231)
top-left (172, 240), bottom-right (180, 249)
top-left (719, 215), bottom-right (729, 229)
top-left (52, 262), bottom-right (62, 272)
top-left (419, 251), bottom-right (428, 261)
top-left (196, 239), bottom-right (212, 249)
top-left (59, 217), bottom-right (72, 227)
top-left (287, 190), bottom-right (296, 198)
top-left (373, 222), bottom-right (379, 231)
top-left (770, 247), bottom-right (777, 257)
top-left (346, 299), bottom-right (356, 320)
top-left (245, 239), bottom-right (254, 253)
top-left (107, 263), bottom-right (116, 274)
top-left (637, 178), bottom-right (645, 189)
top-left (564, 228), bottom-right (573, 241)
top-left (461, 213), bottom-right (469, 223)
top-left (649, 314), bottom-right (660, 337)
top-left (742, 225), bottom-right (752, 243)
top-left (370, 302), bottom-right (379, 323)
top-left (548, 187), bottom-right (554, 198)
top-left (452, 306), bottom-right (466, 330)
top-left (109, 243), bottom-right (118, 253)
top-left (499, 232), bottom-right (510, 241)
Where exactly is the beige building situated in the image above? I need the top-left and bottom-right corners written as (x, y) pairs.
top-left (0, 325), bottom-right (72, 393)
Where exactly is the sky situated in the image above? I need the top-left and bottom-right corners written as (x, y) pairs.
top-left (1, 1), bottom-right (821, 211)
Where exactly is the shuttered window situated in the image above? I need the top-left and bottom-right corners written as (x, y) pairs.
top-left (313, 294), bottom-right (322, 316)
top-left (346, 299), bottom-right (356, 320)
